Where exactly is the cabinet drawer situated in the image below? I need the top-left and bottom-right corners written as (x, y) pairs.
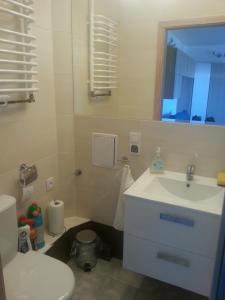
top-left (123, 233), bottom-right (214, 297)
top-left (124, 196), bottom-right (220, 258)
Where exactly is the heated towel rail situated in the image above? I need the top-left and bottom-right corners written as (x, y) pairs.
top-left (89, 0), bottom-right (119, 97)
top-left (0, 0), bottom-right (38, 106)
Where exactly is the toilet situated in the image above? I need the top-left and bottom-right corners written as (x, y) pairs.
top-left (0, 195), bottom-right (75, 300)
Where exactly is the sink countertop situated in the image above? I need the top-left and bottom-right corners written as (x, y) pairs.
top-left (124, 169), bottom-right (225, 216)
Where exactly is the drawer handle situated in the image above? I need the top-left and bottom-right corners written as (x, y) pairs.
top-left (160, 213), bottom-right (194, 227)
top-left (157, 252), bottom-right (191, 268)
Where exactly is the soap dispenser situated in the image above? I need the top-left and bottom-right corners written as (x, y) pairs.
top-left (150, 147), bottom-right (165, 173)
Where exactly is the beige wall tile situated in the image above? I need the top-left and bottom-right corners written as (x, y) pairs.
top-left (72, 0), bottom-right (225, 227)
top-left (52, 1), bottom-right (77, 216)
top-left (75, 115), bottom-right (225, 226)
top-left (0, 0), bottom-right (77, 224)
top-left (71, 0), bottom-right (89, 41)
top-left (52, 0), bottom-right (72, 33)
top-left (53, 31), bottom-right (73, 75)
top-left (0, 1), bottom-right (63, 226)
top-left (58, 152), bottom-right (75, 180)
top-left (72, 0), bottom-right (225, 119)
top-left (0, 154), bottom-right (59, 221)
top-left (55, 74), bottom-right (74, 116)
top-left (58, 184), bottom-right (76, 218)
top-left (56, 115), bottom-right (75, 153)
top-left (0, 117), bottom-right (58, 174)
top-left (140, 121), bottom-right (225, 177)
top-left (33, 0), bottom-right (52, 30)
top-left (76, 185), bottom-right (119, 226)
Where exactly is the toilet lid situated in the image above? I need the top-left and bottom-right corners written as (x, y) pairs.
top-left (3, 251), bottom-right (75, 300)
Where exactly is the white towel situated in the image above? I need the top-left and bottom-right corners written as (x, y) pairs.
top-left (113, 165), bottom-right (134, 231)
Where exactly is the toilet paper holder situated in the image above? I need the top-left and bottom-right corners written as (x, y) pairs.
top-left (19, 163), bottom-right (38, 186)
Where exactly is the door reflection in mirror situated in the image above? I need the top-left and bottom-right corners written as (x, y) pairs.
top-left (161, 25), bottom-right (225, 126)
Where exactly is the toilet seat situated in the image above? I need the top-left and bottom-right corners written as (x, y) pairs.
top-left (3, 251), bottom-right (75, 300)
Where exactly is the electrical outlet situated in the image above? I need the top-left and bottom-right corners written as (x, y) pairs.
top-left (45, 177), bottom-right (55, 192)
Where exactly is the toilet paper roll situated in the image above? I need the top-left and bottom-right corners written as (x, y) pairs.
top-left (48, 200), bottom-right (64, 235)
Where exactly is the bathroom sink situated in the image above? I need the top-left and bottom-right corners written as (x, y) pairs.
top-left (124, 170), bottom-right (225, 215)
top-left (144, 177), bottom-right (222, 201)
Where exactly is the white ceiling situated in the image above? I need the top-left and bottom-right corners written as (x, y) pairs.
top-left (168, 25), bottom-right (225, 63)
top-left (171, 26), bottom-right (225, 46)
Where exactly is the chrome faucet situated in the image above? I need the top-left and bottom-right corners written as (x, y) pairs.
top-left (186, 164), bottom-right (196, 181)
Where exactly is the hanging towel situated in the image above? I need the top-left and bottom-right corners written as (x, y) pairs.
top-left (113, 165), bottom-right (134, 231)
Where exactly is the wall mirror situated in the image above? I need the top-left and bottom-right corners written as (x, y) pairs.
top-left (154, 18), bottom-right (225, 126)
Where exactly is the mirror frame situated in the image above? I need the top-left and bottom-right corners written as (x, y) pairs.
top-left (154, 16), bottom-right (225, 122)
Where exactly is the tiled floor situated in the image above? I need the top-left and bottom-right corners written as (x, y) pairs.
top-left (68, 258), bottom-right (207, 300)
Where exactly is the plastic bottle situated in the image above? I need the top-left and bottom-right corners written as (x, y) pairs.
top-left (18, 225), bottom-right (32, 253)
top-left (150, 147), bottom-right (165, 173)
top-left (18, 216), bottom-right (38, 251)
top-left (27, 202), bottom-right (45, 249)
top-left (33, 215), bottom-right (45, 249)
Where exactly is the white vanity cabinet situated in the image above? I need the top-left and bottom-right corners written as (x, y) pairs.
top-left (123, 196), bottom-right (221, 297)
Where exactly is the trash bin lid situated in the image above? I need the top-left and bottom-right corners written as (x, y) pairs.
top-left (76, 229), bottom-right (97, 244)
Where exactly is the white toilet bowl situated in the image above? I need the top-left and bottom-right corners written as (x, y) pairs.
top-left (0, 195), bottom-right (75, 300)
top-left (3, 251), bottom-right (75, 300)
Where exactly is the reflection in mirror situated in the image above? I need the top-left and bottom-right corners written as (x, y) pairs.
top-left (161, 25), bottom-right (225, 126)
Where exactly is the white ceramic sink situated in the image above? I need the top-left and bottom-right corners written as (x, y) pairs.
top-left (145, 177), bottom-right (222, 201)
top-left (125, 170), bottom-right (225, 215)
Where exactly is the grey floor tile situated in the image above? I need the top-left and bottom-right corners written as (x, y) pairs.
top-left (139, 277), bottom-right (163, 292)
top-left (68, 258), bottom-right (208, 300)
top-left (68, 262), bottom-right (105, 299)
top-left (135, 288), bottom-right (205, 300)
top-left (94, 258), bottom-right (113, 275)
top-left (135, 290), bottom-right (152, 300)
top-left (68, 259), bottom-right (84, 279)
top-left (138, 277), bottom-right (207, 300)
top-left (140, 276), bottom-right (181, 297)
top-left (98, 277), bottom-right (138, 300)
top-left (72, 290), bottom-right (99, 300)
top-left (109, 258), bottom-right (144, 288)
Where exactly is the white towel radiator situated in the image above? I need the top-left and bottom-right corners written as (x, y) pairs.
top-left (0, 0), bottom-right (38, 107)
top-left (89, 0), bottom-right (119, 97)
